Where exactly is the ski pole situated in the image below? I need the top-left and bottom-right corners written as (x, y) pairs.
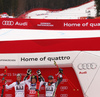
top-left (54, 61), bottom-right (79, 91)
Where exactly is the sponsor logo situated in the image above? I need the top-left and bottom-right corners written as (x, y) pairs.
top-left (0, 73), bottom-right (4, 76)
top-left (79, 71), bottom-right (87, 74)
top-left (78, 63), bottom-right (97, 70)
top-left (60, 86), bottom-right (68, 91)
top-left (29, 90), bottom-right (36, 95)
top-left (6, 79), bottom-right (12, 83)
top-left (15, 21), bottom-right (28, 26)
top-left (37, 22), bottom-right (54, 27)
top-left (40, 87), bottom-right (45, 90)
top-left (2, 20), bottom-right (14, 26)
top-left (39, 94), bottom-right (45, 97)
top-left (5, 94), bottom-right (12, 97)
top-left (0, 59), bottom-right (16, 62)
top-left (60, 94), bottom-right (68, 97)
top-left (0, 86), bottom-right (3, 90)
top-left (62, 79), bottom-right (68, 83)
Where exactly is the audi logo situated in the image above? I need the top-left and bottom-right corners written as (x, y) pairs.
top-left (78, 63), bottom-right (97, 70)
top-left (62, 79), bottom-right (68, 83)
top-left (60, 94), bottom-right (68, 97)
top-left (60, 86), bottom-right (68, 90)
top-left (2, 20), bottom-right (14, 26)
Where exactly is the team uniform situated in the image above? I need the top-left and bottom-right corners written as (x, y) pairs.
top-left (5, 80), bottom-right (30, 97)
top-left (25, 80), bottom-right (44, 97)
top-left (43, 74), bottom-right (63, 97)
top-left (5, 69), bottom-right (32, 97)
top-left (25, 70), bottom-right (45, 97)
top-left (5, 72), bottom-right (31, 97)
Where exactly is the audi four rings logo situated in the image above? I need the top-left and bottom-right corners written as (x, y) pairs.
top-left (2, 20), bottom-right (14, 26)
top-left (60, 94), bottom-right (68, 97)
top-left (78, 63), bottom-right (97, 70)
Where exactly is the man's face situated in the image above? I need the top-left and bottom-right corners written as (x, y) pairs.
top-left (32, 79), bottom-right (36, 84)
top-left (17, 76), bottom-right (21, 82)
top-left (48, 79), bottom-right (54, 83)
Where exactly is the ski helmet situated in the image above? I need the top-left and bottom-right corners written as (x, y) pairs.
top-left (17, 73), bottom-right (21, 77)
top-left (31, 75), bottom-right (37, 82)
top-left (48, 75), bottom-right (54, 79)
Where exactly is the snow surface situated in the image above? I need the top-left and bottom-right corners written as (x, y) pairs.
top-left (26, 1), bottom-right (96, 19)
top-left (0, 29), bottom-right (100, 41)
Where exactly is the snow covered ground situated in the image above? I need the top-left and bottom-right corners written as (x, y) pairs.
top-left (0, 29), bottom-right (100, 41)
top-left (25, 0), bottom-right (96, 19)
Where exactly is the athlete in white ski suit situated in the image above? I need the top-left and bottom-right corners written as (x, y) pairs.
top-left (39, 68), bottom-right (63, 97)
top-left (5, 69), bottom-right (32, 97)
top-left (25, 75), bottom-right (44, 97)
top-left (5, 73), bottom-right (30, 97)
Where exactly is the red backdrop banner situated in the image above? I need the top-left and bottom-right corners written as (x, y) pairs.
top-left (0, 18), bottom-right (100, 30)
top-left (0, 38), bottom-right (100, 53)
top-left (0, 67), bottom-right (84, 97)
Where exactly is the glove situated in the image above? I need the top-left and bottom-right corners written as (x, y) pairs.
top-left (37, 69), bottom-right (41, 76)
top-left (59, 68), bottom-right (63, 74)
top-left (27, 69), bottom-right (32, 75)
top-left (5, 80), bottom-right (7, 84)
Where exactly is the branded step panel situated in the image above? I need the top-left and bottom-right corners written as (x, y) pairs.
top-left (0, 51), bottom-right (83, 97)
top-left (73, 51), bottom-right (100, 97)
top-left (0, 51), bottom-right (100, 97)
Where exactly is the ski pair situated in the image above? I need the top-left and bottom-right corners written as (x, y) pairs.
top-left (1, 66), bottom-right (8, 97)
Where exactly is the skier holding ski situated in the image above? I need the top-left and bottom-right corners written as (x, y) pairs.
top-left (45, 68), bottom-right (63, 97)
top-left (37, 68), bottom-right (63, 97)
top-left (25, 70), bottom-right (44, 97)
top-left (1, 66), bottom-right (8, 97)
top-left (5, 69), bottom-right (32, 97)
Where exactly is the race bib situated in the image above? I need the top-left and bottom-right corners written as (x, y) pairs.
top-left (29, 90), bottom-right (36, 96)
top-left (46, 92), bottom-right (53, 96)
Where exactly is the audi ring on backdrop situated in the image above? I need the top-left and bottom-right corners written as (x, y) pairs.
top-left (2, 20), bottom-right (14, 26)
top-left (78, 63), bottom-right (97, 70)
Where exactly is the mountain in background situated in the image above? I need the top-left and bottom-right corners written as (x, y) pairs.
top-left (95, 0), bottom-right (100, 16)
top-left (0, 0), bottom-right (90, 16)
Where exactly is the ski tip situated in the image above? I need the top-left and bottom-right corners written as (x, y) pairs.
top-left (54, 61), bottom-right (56, 65)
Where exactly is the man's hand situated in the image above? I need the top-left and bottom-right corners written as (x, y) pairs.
top-left (59, 68), bottom-right (63, 74)
top-left (37, 69), bottom-right (41, 76)
top-left (27, 69), bottom-right (32, 75)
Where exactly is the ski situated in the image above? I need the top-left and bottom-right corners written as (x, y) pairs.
top-left (36, 80), bottom-right (40, 97)
top-left (53, 61), bottom-right (63, 97)
top-left (53, 80), bottom-right (59, 97)
top-left (54, 61), bottom-right (79, 91)
top-left (1, 66), bottom-right (8, 97)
